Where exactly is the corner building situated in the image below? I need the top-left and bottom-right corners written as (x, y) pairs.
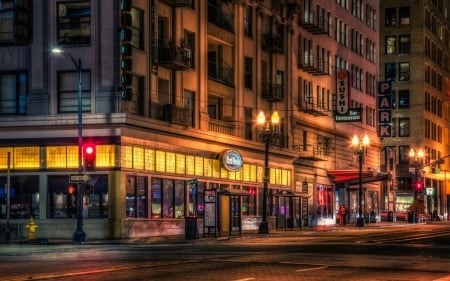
top-left (0, 0), bottom-right (381, 240)
top-left (380, 0), bottom-right (450, 221)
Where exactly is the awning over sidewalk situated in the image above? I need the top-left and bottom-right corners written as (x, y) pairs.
top-left (328, 170), bottom-right (389, 185)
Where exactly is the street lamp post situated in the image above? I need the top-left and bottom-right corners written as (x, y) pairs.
top-left (352, 135), bottom-right (369, 227)
top-left (257, 111), bottom-right (280, 234)
top-left (409, 148), bottom-right (424, 210)
top-left (52, 47), bottom-right (86, 243)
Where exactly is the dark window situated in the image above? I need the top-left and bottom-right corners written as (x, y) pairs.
top-left (399, 145), bottom-right (410, 164)
top-left (48, 174), bottom-right (108, 219)
top-left (57, 70), bottom-right (91, 113)
top-left (244, 107), bottom-right (253, 140)
top-left (0, 72), bottom-right (27, 115)
top-left (399, 62), bottom-right (410, 81)
top-left (244, 5), bottom-right (252, 37)
top-left (399, 118), bottom-right (410, 137)
top-left (126, 176), bottom-right (147, 218)
top-left (0, 176), bottom-right (39, 219)
top-left (0, 0), bottom-right (33, 45)
top-left (385, 63), bottom-right (396, 81)
top-left (398, 35), bottom-right (410, 53)
top-left (244, 57), bottom-right (252, 89)
top-left (57, 1), bottom-right (91, 45)
top-left (385, 7), bottom-right (396, 26)
top-left (130, 7), bottom-right (144, 50)
top-left (398, 90), bottom-right (410, 108)
top-left (184, 29), bottom-right (195, 69)
top-left (399, 6), bottom-right (410, 25)
top-left (385, 36), bottom-right (396, 54)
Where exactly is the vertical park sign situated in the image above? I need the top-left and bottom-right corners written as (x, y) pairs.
top-left (378, 81), bottom-right (392, 137)
top-left (334, 70), bottom-right (362, 122)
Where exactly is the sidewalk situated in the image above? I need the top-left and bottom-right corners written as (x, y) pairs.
top-left (3, 220), bottom-right (448, 246)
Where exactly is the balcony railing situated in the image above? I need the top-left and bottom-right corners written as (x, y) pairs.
top-left (296, 144), bottom-right (329, 161)
top-left (207, 3), bottom-right (234, 33)
top-left (298, 96), bottom-right (330, 116)
top-left (208, 61), bottom-right (234, 87)
top-left (262, 33), bottom-right (284, 53)
top-left (209, 119), bottom-right (235, 136)
top-left (261, 82), bottom-right (283, 102)
top-left (298, 55), bottom-right (329, 75)
top-left (299, 10), bottom-right (329, 35)
top-left (158, 46), bottom-right (192, 70)
top-left (159, 0), bottom-right (191, 7)
top-left (160, 104), bottom-right (191, 126)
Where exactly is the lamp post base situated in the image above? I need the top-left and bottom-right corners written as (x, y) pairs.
top-left (73, 230), bottom-right (87, 244)
top-left (356, 217), bottom-right (365, 227)
top-left (258, 221), bottom-right (269, 234)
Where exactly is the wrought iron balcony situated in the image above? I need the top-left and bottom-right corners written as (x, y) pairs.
top-left (261, 82), bottom-right (283, 102)
top-left (296, 144), bottom-right (329, 161)
top-left (208, 61), bottom-right (234, 87)
top-left (298, 55), bottom-right (329, 75)
top-left (299, 10), bottom-right (329, 35)
top-left (297, 95), bottom-right (330, 116)
top-left (262, 33), bottom-right (284, 53)
top-left (158, 46), bottom-right (192, 70)
top-left (160, 104), bottom-right (191, 126)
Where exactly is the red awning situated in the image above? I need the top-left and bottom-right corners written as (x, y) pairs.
top-left (328, 169), bottom-right (374, 183)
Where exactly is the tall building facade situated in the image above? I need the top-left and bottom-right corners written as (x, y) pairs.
top-left (380, 0), bottom-right (450, 221)
top-left (0, 0), bottom-right (381, 240)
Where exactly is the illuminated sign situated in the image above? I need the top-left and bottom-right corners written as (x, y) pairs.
top-left (336, 70), bottom-right (350, 114)
top-left (221, 149), bottom-right (243, 172)
top-left (378, 81), bottom-right (392, 137)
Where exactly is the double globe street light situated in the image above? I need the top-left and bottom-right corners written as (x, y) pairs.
top-left (256, 111), bottom-right (280, 234)
top-left (352, 134), bottom-right (370, 227)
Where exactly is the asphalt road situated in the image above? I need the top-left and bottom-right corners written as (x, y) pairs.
top-left (2, 223), bottom-right (450, 281)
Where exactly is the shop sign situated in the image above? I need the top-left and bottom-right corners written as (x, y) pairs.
top-left (221, 149), bottom-right (243, 172)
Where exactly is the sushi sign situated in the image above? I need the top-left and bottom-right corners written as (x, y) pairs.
top-left (334, 70), bottom-right (362, 122)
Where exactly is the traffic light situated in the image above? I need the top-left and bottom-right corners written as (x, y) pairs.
top-left (414, 181), bottom-right (423, 191)
top-left (67, 185), bottom-right (77, 195)
top-left (83, 144), bottom-right (96, 171)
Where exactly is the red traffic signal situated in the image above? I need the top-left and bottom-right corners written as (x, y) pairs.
top-left (414, 181), bottom-right (423, 191)
top-left (83, 144), bottom-right (96, 171)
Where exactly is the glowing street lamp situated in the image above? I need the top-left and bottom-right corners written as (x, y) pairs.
top-left (352, 134), bottom-right (369, 227)
top-left (257, 111), bottom-right (279, 234)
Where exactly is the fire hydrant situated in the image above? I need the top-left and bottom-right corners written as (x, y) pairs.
top-left (26, 217), bottom-right (38, 241)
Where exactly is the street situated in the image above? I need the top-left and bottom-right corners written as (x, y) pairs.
top-left (2, 223), bottom-right (450, 281)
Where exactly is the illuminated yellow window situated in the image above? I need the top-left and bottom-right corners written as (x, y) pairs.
top-left (144, 149), bottom-right (155, 171)
top-left (212, 159), bottom-right (220, 178)
top-left (121, 146), bottom-right (133, 168)
top-left (204, 158), bottom-right (213, 177)
top-left (195, 156), bottom-right (203, 177)
top-left (47, 146), bottom-right (68, 168)
top-left (282, 170), bottom-right (289, 186)
top-left (133, 147), bottom-right (144, 170)
top-left (176, 153), bottom-right (185, 174)
top-left (155, 150), bottom-right (166, 172)
top-left (250, 165), bottom-right (257, 182)
top-left (186, 155), bottom-right (195, 175)
top-left (0, 147), bottom-right (13, 169)
top-left (242, 164), bottom-right (250, 182)
top-left (14, 146), bottom-right (40, 169)
top-left (256, 166), bottom-right (263, 183)
top-left (166, 152), bottom-right (176, 173)
top-left (228, 171), bottom-right (236, 180)
top-left (220, 166), bottom-right (229, 179)
top-left (235, 168), bottom-right (242, 181)
top-left (96, 145), bottom-right (116, 168)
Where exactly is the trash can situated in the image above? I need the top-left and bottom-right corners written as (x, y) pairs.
top-left (185, 216), bottom-right (199, 240)
top-left (388, 211), bottom-right (394, 222)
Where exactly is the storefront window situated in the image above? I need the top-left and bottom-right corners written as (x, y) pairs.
top-left (49, 175), bottom-right (108, 219)
top-left (152, 177), bottom-right (196, 219)
top-left (242, 186), bottom-right (256, 216)
top-left (126, 176), bottom-right (147, 218)
top-left (0, 176), bottom-right (39, 219)
top-left (151, 178), bottom-right (162, 218)
top-left (316, 184), bottom-right (333, 218)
